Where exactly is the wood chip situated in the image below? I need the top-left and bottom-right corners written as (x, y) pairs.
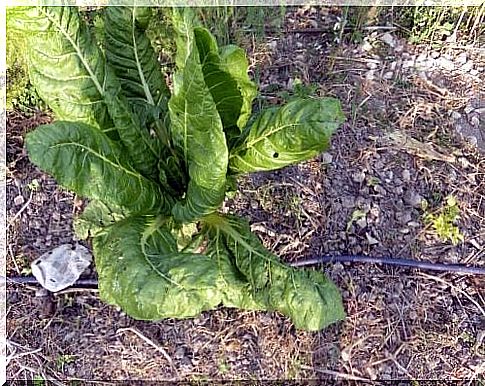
top-left (386, 130), bottom-right (456, 163)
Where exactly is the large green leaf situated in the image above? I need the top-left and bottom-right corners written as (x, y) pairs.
top-left (9, 6), bottom-right (160, 178)
top-left (207, 213), bottom-right (345, 331)
top-left (93, 216), bottom-right (224, 319)
top-left (104, 6), bottom-right (171, 143)
top-left (206, 233), bottom-right (266, 311)
top-left (192, 28), bottom-right (257, 141)
top-left (7, 6), bottom-right (113, 131)
top-left (25, 121), bottom-right (171, 215)
top-left (219, 44), bottom-right (257, 130)
top-left (229, 98), bottom-right (345, 174)
top-left (74, 200), bottom-right (126, 240)
top-left (193, 28), bottom-right (242, 130)
top-left (169, 9), bottom-right (228, 223)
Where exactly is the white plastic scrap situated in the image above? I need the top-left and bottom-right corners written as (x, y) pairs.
top-left (31, 244), bottom-right (92, 292)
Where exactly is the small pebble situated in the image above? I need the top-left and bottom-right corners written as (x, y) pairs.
top-left (366, 233), bottom-right (379, 245)
top-left (456, 52), bottom-right (467, 64)
top-left (342, 197), bottom-right (355, 209)
top-left (451, 111), bottom-right (461, 120)
top-left (321, 152), bottom-right (333, 165)
top-left (396, 212), bottom-right (412, 225)
top-left (404, 191), bottom-right (423, 208)
top-left (14, 195), bottom-right (25, 206)
top-left (437, 57), bottom-right (455, 71)
top-left (416, 53), bottom-right (427, 62)
top-left (383, 71), bottom-right (394, 80)
top-left (407, 221), bottom-right (421, 228)
top-left (466, 135), bottom-right (478, 146)
top-left (374, 185), bottom-right (387, 196)
top-left (175, 347), bottom-right (186, 360)
top-left (367, 61), bottom-right (378, 70)
top-left (380, 32), bottom-right (396, 47)
top-left (458, 157), bottom-right (470, 168)
top-left (402, 169), bottom-right (411, 182)
top-left (352, 171), bottom-right (366, 183)
top-left (402, 60), bottom-right (415, 69)
top-left (461, 61), bottom-right (473, 72)
top-left (470, 116), bottom-right (480, 127)
top-left (365, 70), bottom-right (375, 80)
top-left (394, 186), bottom-right (404, 195)
top-left (356, 217), bottom-right (367, 229)
top-left (362, 41), bottom-right (373, 52)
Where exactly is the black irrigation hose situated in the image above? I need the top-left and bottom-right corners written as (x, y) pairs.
top-left (3, 255), bottom-right (484, 290)
top-left (291, 255), bottom-right (485, 275)
top-left (3, 276), bottom-right (98, 287)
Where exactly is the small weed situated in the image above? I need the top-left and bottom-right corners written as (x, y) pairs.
top-left (56, 354), bottom-right (77, 372)
top-left (257, 183), bottom-right (302, 222)
top-left (287, 358), bottom-right (302, 378)
top-left (423, 195), bottom-right (464, 245)
top-left (398, 6), bottom-right (483, 46)
top-left (27, 178), bottom-right (40, 192)
top-left (218, 357), bottom-right (230, 374)
top-left (459, 331), bottom-right (475, 344)
top-left (33, 375), bottom-right (45, 386)
top-left (366, 176), bottom-right (380, 187)
top-left (278, 79), bottom-right (319, 102)
top-left (346, 209), bottom-right (367, 232)
top-left (20, 266), bottom-right (32, 276)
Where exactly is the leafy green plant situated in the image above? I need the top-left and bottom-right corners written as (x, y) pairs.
top-left (6, 26), bottom-right (45, 112)
top-left (9, 6), bottom-right (345, 331)
top-left (423, 195), bottom-right (464, 245)
top-left (278, 79), bottom-right (319, 103)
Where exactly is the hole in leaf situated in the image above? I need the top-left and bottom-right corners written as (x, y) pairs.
top-left (273, 152), bottom-right (279, 158)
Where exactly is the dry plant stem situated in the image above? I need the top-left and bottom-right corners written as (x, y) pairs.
top-left (417, 272), bottom-right (485, 317)
top-left (116, 327), bottom-right (179, 378)
top-left (6, 189), bottom-right (33, 233)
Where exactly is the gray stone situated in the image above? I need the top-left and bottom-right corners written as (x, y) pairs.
top-left (380, 33), bottom-right (396, 47)
top-left (374, 185), bottom-right (387, 196)
top-left (362, 41), bottom-right (373, 52)
top-left (456, 52), bottom-right (467, 64)
top-left (365, 70), bottom-right (375, 80)
top-left (402, 169), bottom-right (411, 182)
top-left (14, 195), bottom-right (24, 206)
top-left (366, 233), bottom-right (379, 245)
top-left (451, 111), bottom-right (462, 120)
top-left (402, 60), bottom-right (415, 69)
top-left (356, 217), bottom-right (367, 229)
top-left (342, 196), bottom-right (355, 209)
top-left (461, 61), bottom-right (474, 72)
top-left (367, 61), bottom-right (378, 70)
top-left (404, 191), bottom-right (423, 208)
top-left (383, 71), bottom-right (394, 80)
top-left (437, 57), bottom-right (455, 71)
top-left (352, 171), bottom-right (366, 183)
top-left (471, 116), bottom-right (480, 127)
top-left (321, 152), bottom-right (333, 165)
top-left (396, 211), bottom-right (412, 225)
